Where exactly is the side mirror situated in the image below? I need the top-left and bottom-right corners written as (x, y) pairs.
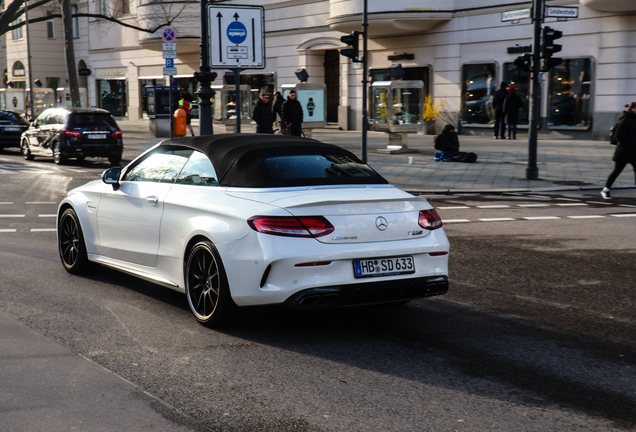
top-left (102, 167), bottom-right (122, 190)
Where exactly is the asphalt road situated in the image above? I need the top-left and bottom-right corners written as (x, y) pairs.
top-left (1, 151), bottom-right (635, 431)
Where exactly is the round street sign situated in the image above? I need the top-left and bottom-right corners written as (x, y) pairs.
top-left (162, 27), bottom-right (176, 42)
top-left (227, 21), bottom-right (247, 45)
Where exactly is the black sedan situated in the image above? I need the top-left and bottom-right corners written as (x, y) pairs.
top-left (0, 110), bottom-right (29, 151)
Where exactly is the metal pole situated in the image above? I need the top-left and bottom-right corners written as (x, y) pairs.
top-left (169, 78), bottom-right (173, 139)
top-left (24, 0), bottom-right (34, 120)
top-left (527, 0), bottom-right (543, 180)
top-left (195, 0), bottom-right (215, 136)
top-left (234, 68), bottom-right (241, 133)
top-left (361, 0), bottom-right (368, 163)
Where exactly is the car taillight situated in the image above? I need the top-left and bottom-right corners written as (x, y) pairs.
top-left (63, 129), bottom-right (81, 138)
top-left (418, 209), bottom-right (443, 230)
top-left (247, 216), bottom-right (334, 238)
top-left (112, 129), bottom-right (122, 138)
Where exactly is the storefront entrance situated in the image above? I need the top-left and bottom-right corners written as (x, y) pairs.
top-left (324, 50), bottom-right (340, 123)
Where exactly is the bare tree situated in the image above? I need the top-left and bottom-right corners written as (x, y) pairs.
top-left (1, 0), bottom-right (194, 107)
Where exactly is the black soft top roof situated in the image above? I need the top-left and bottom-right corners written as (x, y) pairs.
top-left (160, 134), bottom-right (388, 187)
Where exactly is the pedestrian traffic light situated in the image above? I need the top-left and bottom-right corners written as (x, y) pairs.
top-left (339, 31), bottom-right (361, 62)
top-left (514, 54), bottom-right (532, 73)
top-left (541, 26), bottom-right (563, 72)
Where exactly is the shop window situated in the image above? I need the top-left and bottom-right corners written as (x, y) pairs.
top-left (461, 64), bottom-right (496, 125)
top-left (548, 58), bottom-right (592, 128)
top-left (72, 5), bottom-right (80, 38)
top-left (502, 63), bottom-right (530, 125)
top-left (98, 79), bottom-right (127, 117)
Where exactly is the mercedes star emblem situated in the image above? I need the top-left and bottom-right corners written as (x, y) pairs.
top-left (375, 216), bottom-right (388, 231)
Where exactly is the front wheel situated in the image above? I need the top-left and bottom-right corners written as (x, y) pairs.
top-left (185, 241), bottom-right (234, 327)
top-left (58, 208), bottom-right (93, 274)
top-left (21, 139), bottom-right (34, 161)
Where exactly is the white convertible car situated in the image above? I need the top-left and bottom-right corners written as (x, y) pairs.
top-left (57, 134), bottom-right (449, 326)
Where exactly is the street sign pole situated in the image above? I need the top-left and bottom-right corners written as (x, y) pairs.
top-left (527, 0), bottom-right (543, 180)
top-left (195, 0), bottom-right (217, 136)
top-left (235, 68), bottom-right (241, 133)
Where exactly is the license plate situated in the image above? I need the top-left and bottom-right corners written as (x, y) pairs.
top-left (4, 127), bottom-right (21, 132)
top-left (353, 256), bottom-right (415, 278)
top-left (88, 134), bottom-right (107, 139)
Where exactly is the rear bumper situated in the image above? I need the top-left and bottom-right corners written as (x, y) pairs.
top-left (283, 275), bottom-right (448, 309)
top-left (61, 144), bottom-right (123, 158)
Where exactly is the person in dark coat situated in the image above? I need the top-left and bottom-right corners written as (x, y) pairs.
top-left (434, 124), bottom-right (460, 155)
top-left (272, 91), bottom-right (288, 135)
top-left (282, 90), bottom-right (304, 137)
top-left (252, 93), bottom-right (274, 134)
top-left (601, 102), bottom-right (636, 199)
top-left (492, 81), bottom-right (508, 139)
top-left (503, 87), bottom-right (523, 139)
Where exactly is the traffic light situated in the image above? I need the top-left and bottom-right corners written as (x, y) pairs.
top-left (541, 26), bottom-right (563, 72)
top-left (514, 54), bottom-right (532, 73)
top-left (340, 31), bottom-right (361, 62)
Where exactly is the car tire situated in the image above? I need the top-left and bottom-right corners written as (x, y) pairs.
top-left (21, 139), bottom-right (34, 161)
top-left (109, 155), bottom-right (122, 166)
top-left (58, 208), bottom-right (93, 275)
top-left (53, 142), bottom-right (66, 165)
top-left (185, 241), bottom-right (234, 327)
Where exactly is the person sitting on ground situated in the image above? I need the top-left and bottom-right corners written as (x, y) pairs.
top-left (434, 124), bottom-right (478, 163)
top-left (434, 124), bottom-right (460, 155)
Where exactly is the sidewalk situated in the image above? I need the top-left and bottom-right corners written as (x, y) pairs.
top-left (120, 118), bottom-right (634, 194)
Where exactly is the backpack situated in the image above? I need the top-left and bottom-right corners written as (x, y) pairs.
top-left (609, 122), bottom-right (619, 145)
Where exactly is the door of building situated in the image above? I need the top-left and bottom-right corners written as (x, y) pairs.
top-left (324, 50), bottom-right (340, 123)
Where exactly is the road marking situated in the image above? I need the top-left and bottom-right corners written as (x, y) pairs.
top-left (619, 204), bottom-right (636, 208)
top-left (478, 218), bottom-right (516, 222)
top-left (38, 214), bottom-right (56, 218)
top-left (26, 202), bottom-right (57, 205)
top-left (567, 215), bottom-right (605, 219)
top-left (438, 206), bottom-right (470, 210)
top-left (586, 201), bottom-right (613, 205)
top-left (477, 205), bottom-right (510, 208)
top-left (555, 197), bottom-right (581, 201)
top-left (522, 216), bottom-right (561, 220)
top-left (444, 219), bottom-right (471, 223)
top-left (611, 213), bottom-right (636, 218)
top-left (31, 228), bottom-right (56, 232)
top-left (0, 214), bottom-right (25, 217)
top-left (556, 203), bottom-right (588, 207)
top-left (527, 195), bottom-right (550, 198)
top-left (0, 228), bottom-right (17, 232)
top-left (517, 204), bottom-right (550, 207)
top-left (0, 202), bottom-right (13, 205)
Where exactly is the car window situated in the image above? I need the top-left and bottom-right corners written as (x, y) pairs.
top-left (175, 150), bottom-right (219, 186)
top-left (262, 155), bottom-right (380, 179)
top-left (122, 147), bottom-right (194, 183)
top-left (52, 113), bottom-right (65, 125)
top-left (35, 112), bottom-right (49, 127)
top-left (68, 113), bottom-right (118, 129)
top-left (0, 111), bottom-right (23, 122)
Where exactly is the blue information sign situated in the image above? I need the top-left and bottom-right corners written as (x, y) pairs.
top-left (227, 21), bottom-right (247, 44)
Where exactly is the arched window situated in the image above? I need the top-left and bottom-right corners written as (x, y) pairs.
top-left (12, 61), bottom-right (25, 78)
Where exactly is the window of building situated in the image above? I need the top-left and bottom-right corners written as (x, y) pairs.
top-left (547, 58), bottom-right (592, 128)
top-left (47, 12), bottom-right (55, 39)
top-left (114, 0), bottom-right (129, 17)
top-left (72, 5), bottom-right (80, 38)
top-left (502, 63), bottom-right (530, 125)
top-left (461, 63), bottom-right (496, 125)
top-left (12, 62), bottom-right (26, 79)
top-left (12, 17), bottom-right (23, 40)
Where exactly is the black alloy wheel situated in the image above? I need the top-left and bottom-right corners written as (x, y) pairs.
top-left (53, 142), bottom-right (66, 165)
top-left (21, 139), bottom-right (34, 160)
top-left (185, 241), bottom-right (233, 326)
top-left (58, 208), bottom-right (92, 274)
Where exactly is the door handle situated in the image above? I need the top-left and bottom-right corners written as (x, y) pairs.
top-left (146, 196), bottom-right (159, 205)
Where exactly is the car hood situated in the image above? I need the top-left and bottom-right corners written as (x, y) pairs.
top-left (227, 185), bottom-right (435, 244)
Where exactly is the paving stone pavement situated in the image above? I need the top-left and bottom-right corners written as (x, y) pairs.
top-left (119, 119), bottom-right (635, 194)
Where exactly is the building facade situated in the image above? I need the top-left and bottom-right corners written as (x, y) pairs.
top-left (2, 0), bottom-right (636, 140)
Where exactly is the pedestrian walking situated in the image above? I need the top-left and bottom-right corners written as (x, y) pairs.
top-left (493, 82), bottom-right (508, 139)
top-left (601, 102), bottom-right (636, 199)
top-left (252, 92), bottom-right (275, 134)
top-left (503, 86), bottom-right (523, 139)
top-left (179, 86), bottom-right (195, 136)
top-left (282, 90), bottom-right (304, 137)
top-left (272, 91), bottom-right (288, 135)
